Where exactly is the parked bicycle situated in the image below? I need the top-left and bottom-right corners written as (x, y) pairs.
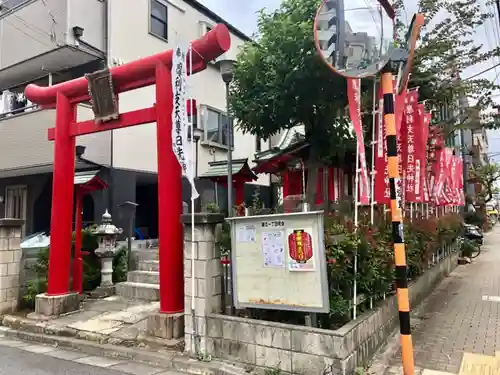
top-left (460, 224), bottom-right (484, 259)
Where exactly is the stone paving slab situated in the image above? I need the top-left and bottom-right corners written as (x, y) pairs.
top-left (382, 227), bottom-right (500, 374)
top-left (45, 349), bottom-right (87, 360)
top-left (69, 318), bottom-right (124, 333)
top-left (108, 362), bottom-right (166, 375)
top-left (1, 296), bottom-right (181, 350)
top-left (23, 344), bottom-right (57, 354)
top-left (74, 356), bottom-right (125, 368)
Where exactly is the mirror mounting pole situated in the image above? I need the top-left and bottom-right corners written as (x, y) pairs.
top-left (383, 48), bottom-right (410, 73)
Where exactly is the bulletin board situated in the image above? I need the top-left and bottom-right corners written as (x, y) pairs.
top-left (227, 211), bottom-right (329, 313)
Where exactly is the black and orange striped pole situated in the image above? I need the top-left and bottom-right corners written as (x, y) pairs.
top-left (382, 71), bottom-right (415, 375)
top-left (384, 14), bottom-right (423, 375)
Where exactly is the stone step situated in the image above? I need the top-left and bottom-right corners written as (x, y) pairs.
top-left (137, 260), bottom-right (159, 272)
top-left (127, 270), bottom-right (159, 284)
top-left (115, 282), bottom-right (160, 301)
top-left (132, 249), bottom-right (159, 262)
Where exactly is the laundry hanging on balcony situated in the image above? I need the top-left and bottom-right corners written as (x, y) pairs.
top-left (0, 90), bottom-right (34, 117)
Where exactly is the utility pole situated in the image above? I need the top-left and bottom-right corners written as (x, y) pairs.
top-left (460, 126), bottom-right (469, 214)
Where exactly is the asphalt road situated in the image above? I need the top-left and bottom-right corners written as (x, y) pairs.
top-left (0, 345), bottom-right (130, 375)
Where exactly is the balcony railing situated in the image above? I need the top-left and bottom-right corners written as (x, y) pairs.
top-left (0, 90), bottom-right (39, 119)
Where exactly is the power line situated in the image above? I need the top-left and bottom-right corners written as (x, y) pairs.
top-left (464, 62), bottom-right (500, 80)
top-left (4, 19), bottom-right (53, 49)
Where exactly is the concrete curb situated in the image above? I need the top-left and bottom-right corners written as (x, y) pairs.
top-left (1, 314), bottom-right (182, 350)
top-left (0, 318), bottom-right (248, 375)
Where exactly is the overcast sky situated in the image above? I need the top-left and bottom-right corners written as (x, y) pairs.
top-left (199, 0), bottom-right (500, 161)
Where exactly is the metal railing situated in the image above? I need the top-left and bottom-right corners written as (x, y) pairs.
top-left (0, 103), bottom-right (39, 119)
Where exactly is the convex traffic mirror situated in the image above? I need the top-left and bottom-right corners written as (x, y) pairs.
top-left (313, 0), bottom-right (396, 78)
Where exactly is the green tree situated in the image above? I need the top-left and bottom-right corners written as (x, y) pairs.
top-left (229, 0), bottom-right (355, 206)
top-left (470, 163), bottom-right (500, 204)
top-left (393, 0), bottom-right (500, 133)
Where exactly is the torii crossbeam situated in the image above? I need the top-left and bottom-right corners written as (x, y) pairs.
top-left (25, 25), bottom-right (231, 314)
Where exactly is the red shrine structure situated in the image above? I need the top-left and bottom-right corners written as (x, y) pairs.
top-left (200, 158), bottom-right (258, 215)
top-left (25, 25), bottom-right (231, 315)
top-left (252, 126), bottom-right (356, 209)
top-left (73, 170), bottom-right (108, 294)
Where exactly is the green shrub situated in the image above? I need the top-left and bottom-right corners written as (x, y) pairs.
top-left (23, 229), bottom-right (128, 308)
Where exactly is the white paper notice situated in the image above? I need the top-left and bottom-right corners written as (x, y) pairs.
top-left (261, 231), bottom-right (285, 268)
top-left (237, 224), bottom-right (256, 243)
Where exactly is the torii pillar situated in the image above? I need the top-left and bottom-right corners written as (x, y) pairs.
top-left (25, 25), bottom-right (231, 317)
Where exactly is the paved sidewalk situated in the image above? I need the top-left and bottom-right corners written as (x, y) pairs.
top-left (0, 330), bottom-right (181, 375)
top-left (383, 225), bottom-right (500, 374)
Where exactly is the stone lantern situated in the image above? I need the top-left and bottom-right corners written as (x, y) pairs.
top-left (91, 210), bottom-right (123, 298)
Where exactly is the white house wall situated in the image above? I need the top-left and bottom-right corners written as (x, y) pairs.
top-left (67, 0), bottom-right (106, 51)
top-left (0, 0), bottom-right (105, 70)
top-left (0, 104), bottom-right (110, 171)
top-left (108, 0), bottom-right (268, 185)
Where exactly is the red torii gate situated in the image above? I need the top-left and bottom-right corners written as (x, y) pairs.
top-left (25, 25), bottom-right (231, 314)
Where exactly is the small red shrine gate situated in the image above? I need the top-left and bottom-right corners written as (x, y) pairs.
top-left (73, 170), bottom-right (108, 295)
top-left (25, 25), bottom-right (231, 314)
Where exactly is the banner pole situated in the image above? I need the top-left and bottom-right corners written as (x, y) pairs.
top-left (370, 78), bottom-right (377, 225)
top-left (353, 140), bottom-right (360, 320)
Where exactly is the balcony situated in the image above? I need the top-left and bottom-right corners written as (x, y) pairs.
top-left (0, 89), bottom-right (111, 178)
top-left (0, 0), bottom-right (105, 91)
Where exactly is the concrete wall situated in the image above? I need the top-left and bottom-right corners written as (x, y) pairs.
top-left (0, 219), bottom-right (23, 314)
top-left (0, 0), bottom-right (105, 69)
top-left (203, 247), bottom-right (459, 375)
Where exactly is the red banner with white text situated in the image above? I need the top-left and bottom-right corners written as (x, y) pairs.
top-left (373, 78), bottom-right (407, 205)
top-left (422, 112), bottom-right (431, 203)
top-left (347, 78), bottom-right (370, 205)
top-left (456, 157), bottom-right (465, 206)
top-left (401, 90), bottom-right (420, 202)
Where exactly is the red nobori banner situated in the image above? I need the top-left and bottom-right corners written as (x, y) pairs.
top-left (347, 78), bottom-right (370, 205)
top-left (395, 86), bottom-right (408, 138)
top-left (456, 157), bottom-right (465, 206)
top-left (374, 94), bottom-right (390, 205)
top-left (444, 148), bottom-right (455, 205)
top-left (447, 155), bottom-right (458, 205)
top-left (401, 90), bottom-right (420, 202)
top-left (435, 148), bottom-right (453, 206)
top-left (397, 87), bottom-right (409, 203)
top-left (428, 127), bottom-right (444, 198)
top-left (422, 112), bottom-right (432, 202)
top-left (373, 78), bottom-right (407, 205)
top-left (433, 148), bottom-right (445, 205)
top-left (412, 103), bottom-right (425, 203)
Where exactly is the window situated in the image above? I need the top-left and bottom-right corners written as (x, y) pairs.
top-left (150, 0), bottom-right (168, 40)
top-left (202, 106), bottom-right (233, 147)
top-left (5, 185), bottom-right (27, 236)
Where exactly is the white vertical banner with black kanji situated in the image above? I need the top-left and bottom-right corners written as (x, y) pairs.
top-left (172, 42), bottom-right (199, 199)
